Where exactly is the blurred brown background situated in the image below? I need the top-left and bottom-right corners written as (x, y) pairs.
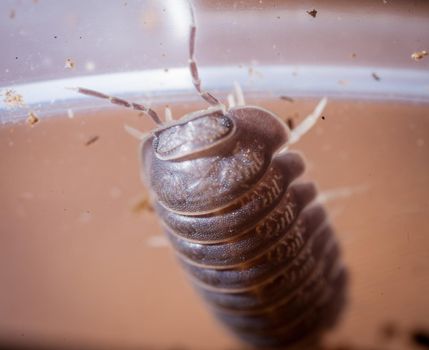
top-left (1, 1), bottom-right (429, 350)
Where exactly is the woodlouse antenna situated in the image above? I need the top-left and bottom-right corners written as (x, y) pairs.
top-left (188, 1), bottom-right (223, 108)
top-left (69, 87), bottom-right (163, 125)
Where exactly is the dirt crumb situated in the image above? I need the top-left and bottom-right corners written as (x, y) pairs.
top-left (280, 95), bottom-right (294, 103)
top-left (85, 135), bottom-right (99, 146)
top-left (64, 58), bottom-right (75, 69)
top-left (2, 89), bottom-right (25, 108)
top-left (132, 194), bottom-right (154, 214)
top-left (283, 112), bottom-right (299, 130)
top-left (411, 50), bottom-right (428, 61)
top-left (307, 9), bottom-right (318, 18)
top-left (26, 112), bottom-right (39, 126)
top-left (286, 118), bottom-right (295, 130)
top-left (9, 9), bottom-right (16, 19)
top-left (372, 72), bottom-right (381, 81)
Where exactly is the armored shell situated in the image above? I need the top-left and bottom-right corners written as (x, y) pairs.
top-left (141, 105), bottom-right (347, 348)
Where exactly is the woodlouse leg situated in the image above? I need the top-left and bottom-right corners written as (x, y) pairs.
top-left (164, 106), bottom-right (174, 122)
top-left (146, 235), bottom-right (169, 248)
top-left (233, 81), bottom-right (246, 106)
top-left (124, 124), bottom-right (148, 141)
top-left (188, 2), bottom-right (224, 109)
top-left (289, 97), bottom-right (327, 144)
top-left (228, 93), bottom-right (236, 109)
top-left (318, 185), bottom-right (369, 204)
top-left (70, 87), bottom-right (163, 125)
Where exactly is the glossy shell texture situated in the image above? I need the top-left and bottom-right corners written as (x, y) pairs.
top-left (141, 106), bottom-right (347, 348)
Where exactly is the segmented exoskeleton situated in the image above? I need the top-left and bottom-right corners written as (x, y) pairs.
top-left (74, 2), bottom-right (347, 348)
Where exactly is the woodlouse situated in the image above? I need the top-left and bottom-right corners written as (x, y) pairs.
top-left (74, 2), bottom-right (347, 348)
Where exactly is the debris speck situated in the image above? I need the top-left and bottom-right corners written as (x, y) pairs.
top-left (9, 9), bottom-right (16, 19)
top-left (372, 72), bottom-right (381, 81)
top-left (85, 135), bottom-right (99, 146)
top-left (164, 68), bottom-right (169, 72)
top-left (26, 111), bottom-right (39, 126)
top-left (54, 35), bottom-right (58, 39)
top-left (286, 118), bottom-right (295, 130)
top-left (64, 58), bottom-right (75, 69)
top-left (85, 61), bottom-right (95, 71)
top-left (411, 50), bottom-right (428, 61)
top-left (132, 194), bottom-right (154, 214)
top-left (283, 112), bottom-right (299, 130)
top-left (306, 9), bottom-right (318, 18)
top-left (280, 95), bottom-right (294, 103)
top-left (321, 116), bottom-right (326, 120)
top-left (2, 89), bottom-right (25, 108)
top-left (351, 52), bottom-right (357, 58)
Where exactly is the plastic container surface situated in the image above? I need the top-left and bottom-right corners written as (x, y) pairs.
top-left (1, 1), bottom-right (428, 349)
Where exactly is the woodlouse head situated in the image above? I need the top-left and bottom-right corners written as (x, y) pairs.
top-left (152, 108), bottom-right (235, 161)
